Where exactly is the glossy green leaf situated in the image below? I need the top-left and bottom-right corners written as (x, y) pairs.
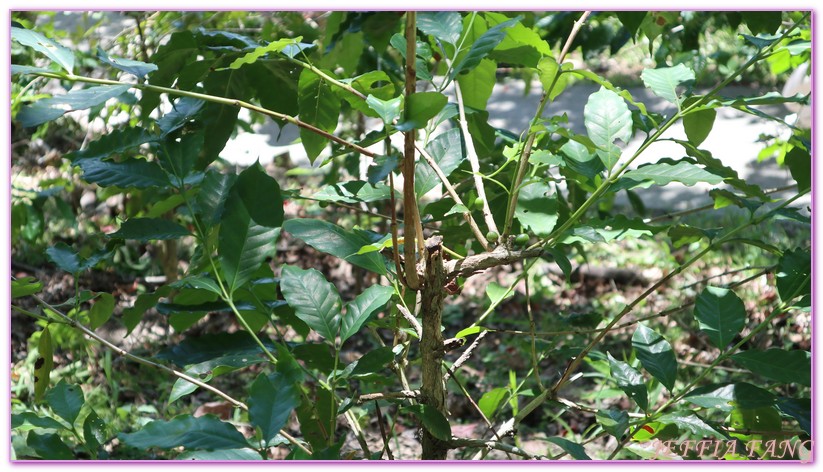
top-left (477, 387), bottom-right (509, 418)
top-left (596, 409), bottom-right (628, 439)
top-left (313, 181), bottom-right (396, 204)
top-left (784, 147), bottom-right (810, 193)
top-left (89, 293), bottom-right (115, 330)
top-left (248, 373), bottom-right (300, 444)
top-left (404, 404), bottom-right (452, 441)
top-left (340, 285), bottom-right (394, 343)
top-left (26, 432), bottom-right (74, 460)
top-left (298, 69), bottom-right (341, 162)
top-left (45, 243), bottom-right (82, 273)
top-left (12, 26), bottom-right (74, 73)
top-left (225, 37), bottom-right (304, 70)
top-left (283, 219), bottom-right (387, 275)
top-left (694, 286), bottom-right (747, 348)
top-left (34, 326), bottom-right (54, 403)
top-left (545, 437), bottom-right (591, 460)
top-left (776, 248), bottom-right (810, 302)
top-left (683, 382), bottom-right (776, 411)
top-left (65, 127), bottom-right (155, 161)
top-left (607, 353), bottom-right (648, 411)
top-left (486, 282), bottom-right (513, 306)
top-left (83, 411), bottom-right (107, 454)
top-left (235, 162), bottom-right (284, 228)
top-left (178, 448), bottom-right (262, 460)
top-left (280, 266), bottom-right (342, 341)
top-left (347, 346), bottom-right (395, 378)
top-left (157, 133), bottom-right (202, 184)
top-left (621, 161), bottom-right (723, 187)
top-left (616, 12), bottom-right (647, 38)
top-left (365, 95), bottom-right (402, 125)
top-left (219, 189), bottom-right (279, 294)
top-left (457, 58), bottom-right (496, 110)
top-left (17, 85), bottom-right (131, 128)
top-left (515, 181), bottom-right (558, 237)
top-left (640, 64), bottom-right (695, 105)
top-left (417, 11), bottom-right (463, 45)
top-left (632, 324), bottom-right (677, 392)
top-left (11, 276), bottom-right (42, 298)
top-left (742, 11), bottom-right (783, 35)
top-left (74, 157), bottom-right (169, 189)
top-left (560, 139), bottom-right (604, 179)
top-left (683, 108), bottom-right (716, 147)
top-left (729, 406), bottom-right (782, 457)
top-left (118, 414), bottom-right (249, 450)
top-left (732, 349), bottom-right (810, 387)
top-left (194, 170), bottom-right (237, 228)
top-left (776, 397), bottom-right (811, 435)
top-left (97, 47), bottom-right (157, 77)
top-left (486, 12), bottom-right (551, 66)
top-left (45, 380), bottom-right (84, 426)
top-left (658, 411), bottom-right (725, 438)
top-left (396, 92), bottom-right (447, 131)
top-left (455, 326), bottom-right (487, 339)
top-left (157, 97), bottom-right (205, 136)
top-left (201, 69), bottom-right (252, 168)
top-left (108, 218), bottom-right (190, 241)
top-left (537, 56), bottom-right (569, 101)
top-left (583, 87), bottom-right (632, 170)
top-left (11, 412), bottom-right (66, 431)
top-left (170, 275), bottom-right (222, 295)
top-left (415, 128), bottom-right (465, 198)
top-left (449, 17), bottom-right (519, 79)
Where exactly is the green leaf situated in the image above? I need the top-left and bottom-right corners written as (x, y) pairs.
top-left (449, 17), bottom-right (519, 80)
top-left (537, 56), bottom-right (569, 101)
top-left (417, 11), bottom-right (463, 45)
top-left (404, 404), bottom-right (452, 441)
top-left (225, 37), bottom-right (304, 70)
top-left (313, 181), bottom-right (396, 204)
top-left (347, 346), bottom-right (395, 378)
top-left (640, 64), bottom-right (695, 105)
top-left (157, 133), bottom-right (201, 184)
top-left (156, 332), bottom-right (275, 369)
top-left (194, 170), bottom-right (237, 228)
top-left (74, 157), bottom-right (169, 189)
top-left (12, 412), bottom-right (67, 431)
top-left (219, 189), bottom-right (279, 294)
top-left (545, 437), bottom-right (591, 460)
top-left (477, 387), bottom-right (508, 418)
top-left (396, 92), bottom-right (447, 131)
top-left (248, 373), bottom-right (300, 444)
top-left (616, 12), bottom-right (647, 38)
top-left (515, 181), bottom-right (558, 237)
top-left (280, 266), bottom-right (342, 342)
top-left (784, 147), bottom-right (810, 193)
top-left (340, 285), bottom-right (394, 343)
top-left (560, 139), bottom-right (604, 179)
top-left (45, 380), bottom-right (84, 426)
top-left (12, 276), bottom-right (43, 299)
top-left (83, 411), bottom-right (107, 454)
top-left (171, 275), bottom-right (222, 295)
top-left (729, 406), bottom-right (782, 457)
top-left (118, 414), bottom-right (249, 450)
top-left (607, 353), bottom-right (648, 411)
top-left (108, 218), bottom-right (190, 241)
top-left (742, 12), bottom-right (783, 35)
top-left (178, 448), bottom-right (262, 460)
top-left (96, 47), bottom-right (157, 77)
top-left (455, 326), bottom-right (486, 339)
top-left (621, 162), bottom-right (723, 187)
top-left (415, 128), bottom-right (465, 198)
top-left (732, 349), bottom-right (811, 387)
top-left (26, 432), bottom-right (74, 460)
top-left (298, 69), bottom-right (341, 162)
top-left (776, 248), bottom-right (810, 303)
top-left (583, 87), bottom-right (632, 170)
top-left (694, 286), bottom-right (747, 348)
top-left (157, 97), bottom-right (205, 136)
top-left (65, 127), bottom-right (155, 161)
top-left (632, 324), bottom-right (677, 392)
top-left (457, 58), bottom-right (496, 110)
top-left (235, 162), bottom-right (284, 228)
top-left (200, 69), bottom-right (252, 168)
top-left (684, 382), bottom-right (776, 411)
top-left (365, 95), bottom-right (403, 125)
top-left (658, 412), bottom-right (725, 439)
top-left (486, 12), bottom-right (551, 66)
top-left (683, 108), bottom-right (716, 147)
top-left (45, 242), bottom-right (82, 273)
top-left (34, 326), bottom-right (54, 403)
top-left (89, 292), bottom-right (115, 330)
top-left (12, 26), bottom-right (74, 73)
top-left (283, 219), bottom-right (387, 275)
top-left (17, 85), bottom-right (131, 128)
top-left (776, 397), bottom-right (810, 435)
top-left (596, 409), bottom-right (628, 439)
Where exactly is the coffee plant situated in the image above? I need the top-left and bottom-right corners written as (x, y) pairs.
top-left (10, 10), bottom-right (811, 460)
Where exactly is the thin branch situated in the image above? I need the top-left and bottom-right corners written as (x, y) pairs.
top-left (444, 246), bottom-right (543, 280)
top-left (357, 391), bottom-right (420, 403)
top-left (444, 330), bottom-right (487, 382)
top-left (416, 142), bottom-right (490, 249)
top-left (402, 11), bottom-right (423, 289)
top-left (396, 304), bottom-right (423, 338)
top-left (374, 401), bottom-right (395, 460)
top-left (647, 184), bottom-right (798, 223)
top-left (451, 436), bottom-right (542, 460)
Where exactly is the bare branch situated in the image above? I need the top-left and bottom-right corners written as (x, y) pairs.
top-left (444, 246), bottom-right (543, 280)
top-left (357, 390), bottom-right (420, 403)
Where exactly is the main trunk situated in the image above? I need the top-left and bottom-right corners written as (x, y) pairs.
top-left (420, 236), bottom-right (449, 460)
